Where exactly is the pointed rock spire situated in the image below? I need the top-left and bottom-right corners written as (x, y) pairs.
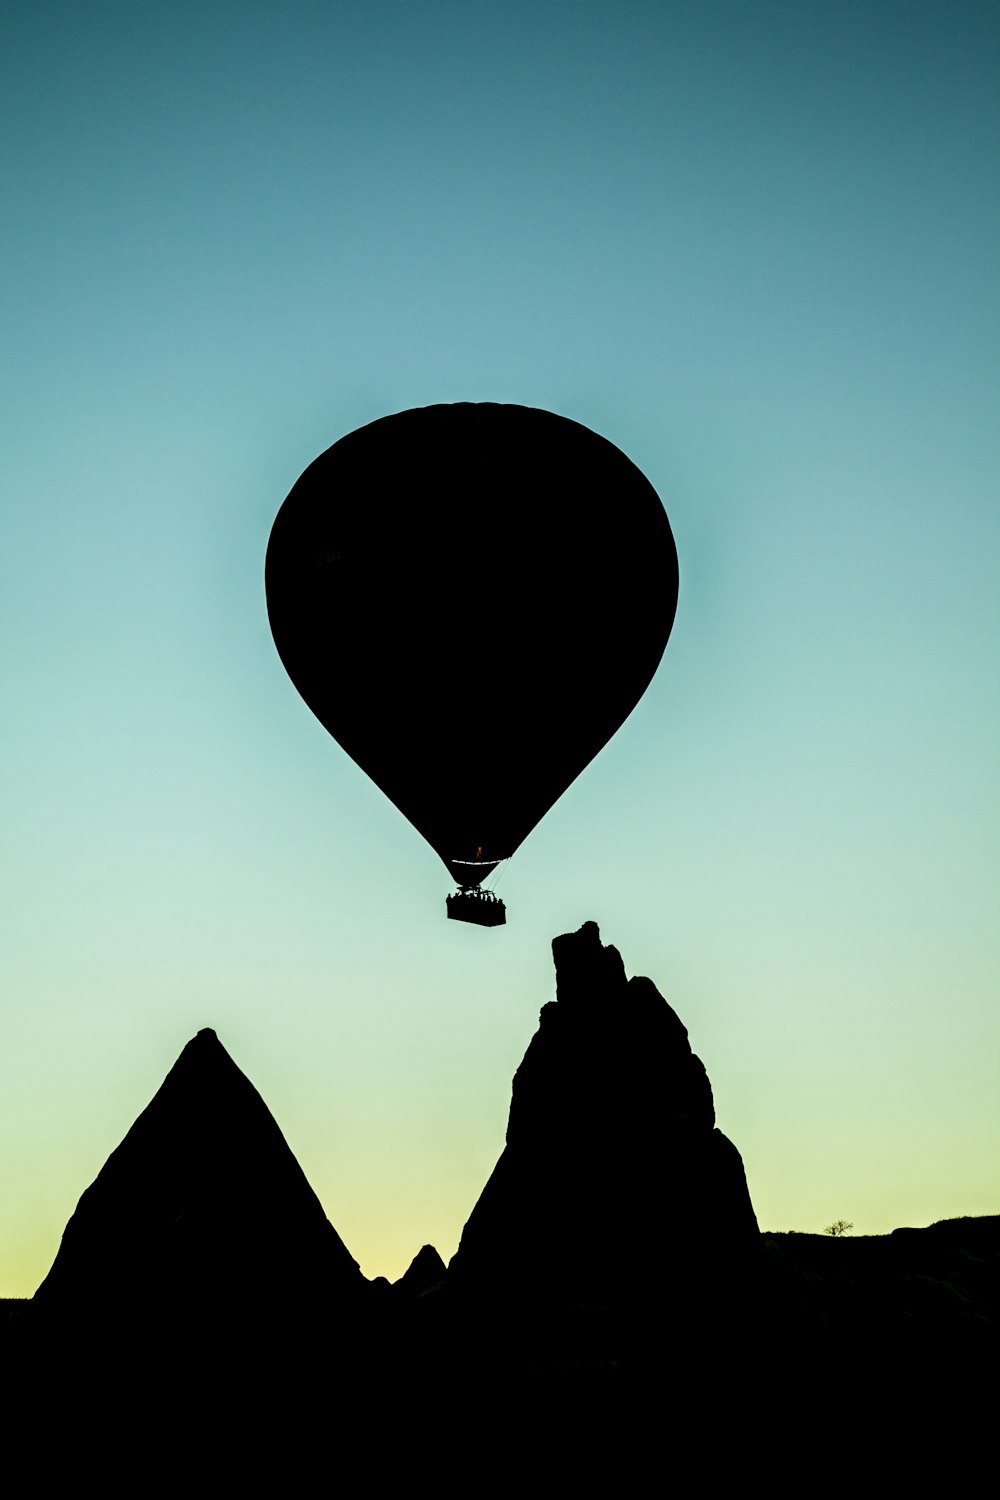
top-left (393, 1244), bottom-right (447, 1300)
top-left (35, 1027), bottom-right (364, 1319)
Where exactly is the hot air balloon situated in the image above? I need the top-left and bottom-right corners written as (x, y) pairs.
top-left (265, 403), bottom-right (678, 926)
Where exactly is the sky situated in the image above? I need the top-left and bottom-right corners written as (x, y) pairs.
top-left (2, 1), bottom-right (997, 1296)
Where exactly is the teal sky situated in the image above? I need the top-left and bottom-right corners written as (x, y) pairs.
top-left (2, 1), bottom-right (997, 1294)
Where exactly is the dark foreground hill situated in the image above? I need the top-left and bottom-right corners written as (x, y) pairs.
top-left (4, 922), bottom-right (995, 1477)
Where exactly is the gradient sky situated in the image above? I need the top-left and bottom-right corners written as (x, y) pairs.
top-left (2, 1), bottom-right (997, 1295)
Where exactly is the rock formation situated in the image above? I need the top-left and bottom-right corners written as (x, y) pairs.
top-left (393, 1243), bottom-right (447, 1300)
top-left (448, 921), bottom-right (759, 1311)
top-left (34, 1027), bottom-right (365, 1327)
top-left (14, 935), bottom-right (995, 1474)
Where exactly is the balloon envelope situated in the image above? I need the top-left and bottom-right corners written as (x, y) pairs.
top-left (265, 403), bottom-right (678, 885)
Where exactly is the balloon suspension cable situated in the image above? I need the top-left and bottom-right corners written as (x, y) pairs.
top-left (484, 859), bottom-right (509, 893)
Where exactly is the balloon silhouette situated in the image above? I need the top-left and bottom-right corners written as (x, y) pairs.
top-left (265, 403), bottom-right (678, 924)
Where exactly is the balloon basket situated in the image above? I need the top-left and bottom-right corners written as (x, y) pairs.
top-left (446, 889), bottom-right (506, 927)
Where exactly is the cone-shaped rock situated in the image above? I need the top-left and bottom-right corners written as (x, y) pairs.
top-left (34, 1028), bottom-right (364, 1322)
top-left (448, 921), bottom-right (759, 1303)
top-left (393, 1244), bottom-right (447, 1300)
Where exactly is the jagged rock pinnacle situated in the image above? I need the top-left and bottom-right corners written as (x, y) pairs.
top-left (449, 920), bottom-right (758, 1302)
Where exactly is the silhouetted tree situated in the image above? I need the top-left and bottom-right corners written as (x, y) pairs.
top-left (824, 1220), bottom-right (853, 1237)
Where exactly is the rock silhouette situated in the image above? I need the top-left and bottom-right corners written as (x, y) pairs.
top-left (8, 936), bottom-right (996, 1478)
top-left (393, 1243), bottom-right (447, 1300)
top-left (34, 1026), bottom-right (365, 1329)
top-left (448, 920), bottom-right (758, 1310)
